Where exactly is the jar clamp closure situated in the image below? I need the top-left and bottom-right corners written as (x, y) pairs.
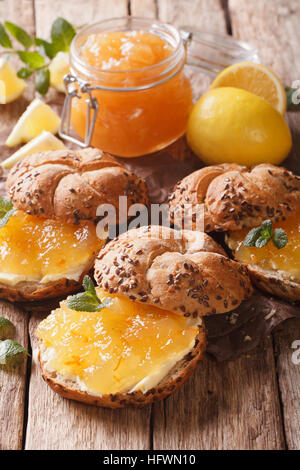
top-left (59, 17), bottom-right (258, 155)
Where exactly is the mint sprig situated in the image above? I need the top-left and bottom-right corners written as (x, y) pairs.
top-left (0, 339), bottom-right (29, 368)
top-left (0, 196), bottom-right (15, 228)
top-left (0, 17), bottom-right (76, 95)
top-left (0, 317), bottom-right (15, 340)
top-left (67, 275), bottom-right (111, 312)
top-left (244, 219), bottom-right (288, 250)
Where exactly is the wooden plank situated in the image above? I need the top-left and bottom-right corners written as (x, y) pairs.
top-left (131, 0), bottom-right (157, 17)
top-left (0, 0), bottom-right (35, 450)
top-left (24, 0), bottom-right (151, 450)
top-left (229, 0), bottom-right (300, 449)
top-left (34, 0), bottom-right (128, 37)
top-left (273, 319), bottom-right (300, 450)
top-left (154, 338), bottom-right (284, 450)
top-left (152, 0), bottom-right (285, 450)
top-left (0, 302), bottom-right (28, 450)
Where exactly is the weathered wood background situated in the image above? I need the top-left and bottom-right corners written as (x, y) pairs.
top-left (0, 0), bottom-right (299, 450)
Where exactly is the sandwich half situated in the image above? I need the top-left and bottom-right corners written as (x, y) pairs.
top-left (36, 226), bottom-right (252, 407)
top-left (169, 163), bottom-right (300, 301)
top-left (0, 148), bottom-right (148, 302)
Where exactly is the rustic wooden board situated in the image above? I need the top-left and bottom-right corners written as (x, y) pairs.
top-left (229, 0), bottom-right (300, 449)
top-left (154, 338), bottom-right (284, 450)
top-left (273, 319), bottom-right (300, 450)
top-left (0, 302), bottom-right (28, 450)
top-left (0, 0), bottom-right (35, 451)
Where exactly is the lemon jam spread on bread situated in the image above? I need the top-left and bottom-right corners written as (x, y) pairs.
top-left (227, 210), bottom-right (300, 283)
top-left (0, 210), bottom-right (103, 286)
top-left (36, 289), bottom-right (199, 395)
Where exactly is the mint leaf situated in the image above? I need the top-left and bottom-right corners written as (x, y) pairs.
top-left (255, 236), bottom-right (270, 248)
top-left (0, 317), bottom-right (15, 340)
top-left (67, 292), bottom-right (111, 312)
top-left (17, 67), bottom-right (33, 79)
top-left (51, 18), bottom-right (76, 53)
top-left (0, 197), bottom-right (15, 229)
top-left (82, 275), bottom-right (97, 296)
top-left (18, 50), bottom-right (44, 69)
top-left (272, 228), bottom-right (288, 249)
top-left (67, 275), bottom-right (111, 312)
top-left (244, 219), bottom-right (288, 250)
top-left (0, 23), bottom-right (12, 48)
top-left (0, 339), bottom-right (29, 368)
top-left (36, 68), bottom-right (50, 95)
top-left (4, 21), bottom-right (32, 49)
top-left (34, 37), bottom-right (57, 59)
top-left (0, 196), bottom-right (14, 218)
top-left (260, 219), bottom-right (272, 234)
top-left (243, 226), bottom-right (262, 247)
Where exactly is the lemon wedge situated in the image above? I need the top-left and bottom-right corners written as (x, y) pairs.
top-left (210, 62), bottom-right (287, 115)
top-left (1, 131), bottom-right (66, 169)
top-left (5, 98), bottom-right (61, 147)
top-left (49, 52), bottom-right (69, 93)
top-left (0, 58), bottom-right (27, 104)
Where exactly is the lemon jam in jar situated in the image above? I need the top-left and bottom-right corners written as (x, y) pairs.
top-left (69, 18), bottom-right (193, 157)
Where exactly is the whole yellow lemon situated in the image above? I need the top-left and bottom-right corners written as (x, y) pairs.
top-left (186, 87), bottom-right (292, 166)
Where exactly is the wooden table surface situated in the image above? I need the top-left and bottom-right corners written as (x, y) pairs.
top-left (0, 0), bottom-right (300, 451)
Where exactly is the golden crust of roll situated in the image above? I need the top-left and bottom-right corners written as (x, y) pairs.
top-left (94, 225), bottom-right (253, 317)
top-left (169, 163), bottom-right (300, 232)
top-left (7, 148), bottom-right (149, 225)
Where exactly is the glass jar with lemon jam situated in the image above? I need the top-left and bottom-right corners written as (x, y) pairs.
top-left (61, 17), bottom-right (258, 157)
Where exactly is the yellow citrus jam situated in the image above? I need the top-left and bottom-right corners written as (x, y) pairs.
top-left (228, 212), bottom-right (300, 281)
top-left (71, 30), bottom-right (192, 157)
top-left (0, 210), bottom-right (103, 285)
top-left (36, 290), bottom-right (199, 395)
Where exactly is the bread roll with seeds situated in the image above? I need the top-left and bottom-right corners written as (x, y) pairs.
top-left (7, 147), bottom-right (148, 224)
top-left (169, 163), bottom-right (300, 232)
top-left (38, 226), bottom-right (251, 408)
top-left (169, 164), bottom-right (300, 302)
top-left (1, 148), bottom-right (148, 302)
top-left (94, 225), bottom-right (253, 317)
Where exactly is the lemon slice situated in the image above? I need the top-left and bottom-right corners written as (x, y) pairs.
top-left (5, 98), bottom-right (61, 147)
top-left (1, 131), bottom-right (66, 169)
top-left (49, 52), bottom-right (69, 93)
top-left (210, 62), bottom-right (287, 115)
top-left (0, 58), bottom-right (27, 104)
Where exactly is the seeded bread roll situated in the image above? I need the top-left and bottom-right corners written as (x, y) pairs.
top-left (169, 163), bottom-right (300, 232)
top-left (94, 225), bottom-right (253, 317)
top-left (7, 148), bottom-right (149, 224)
top-left (169, 164), bottom-right (300, 302)
top-left (1, 148), bottom-right (148, 302)
top-left (38, 226), bottom-right (252, 408)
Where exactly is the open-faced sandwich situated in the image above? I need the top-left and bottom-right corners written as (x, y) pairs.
top-left (169, 163), bottom-right (300, 301)
top-left (36, 226), bottom-right (252, 408)
top-left (0, 148), bottom-right (148, 302)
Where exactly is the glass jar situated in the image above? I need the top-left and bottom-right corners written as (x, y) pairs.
top-left (60, 17), bottom-right (258, 158)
